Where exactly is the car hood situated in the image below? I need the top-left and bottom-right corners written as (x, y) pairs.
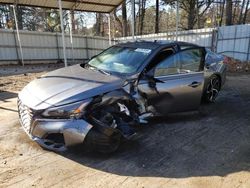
top-left (19, 64), bottom-right (124, 110)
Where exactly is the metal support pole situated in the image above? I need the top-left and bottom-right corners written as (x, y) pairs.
top-left (176, 0), bottom-right (179, 41)
top-left (108, 14), bottom-right (112, 46)
top-left (69, 10), bottom-right (74, 63)
top-left (85, 37), bottom-right (89, 60)
top-left (58, 0), bottom-right (67, 67)
top-left (247, 35), bottom-right (250, 61)
top-left (131, 0), bottom-right (135, 41)
top-left (12, 4), bottom-right (24, 66)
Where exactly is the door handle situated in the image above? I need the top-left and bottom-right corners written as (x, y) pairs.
top-left (188, 81), bottom-right (201, 88)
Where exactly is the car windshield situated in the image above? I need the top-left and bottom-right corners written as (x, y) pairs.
top-left (87, 46), bottom-right (152, 74)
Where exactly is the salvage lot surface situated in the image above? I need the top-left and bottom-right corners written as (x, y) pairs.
top-left (0, 67), bottom-right (250, 188)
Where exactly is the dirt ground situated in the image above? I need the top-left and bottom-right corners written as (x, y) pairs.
top-left (0, 66), bottom-right (250, 188)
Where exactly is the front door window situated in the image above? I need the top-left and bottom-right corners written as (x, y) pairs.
top-left (154, 48), bottom-right (204, 77)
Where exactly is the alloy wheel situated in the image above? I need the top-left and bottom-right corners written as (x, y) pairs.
top-left (206, 76), bottom-right (220, 102)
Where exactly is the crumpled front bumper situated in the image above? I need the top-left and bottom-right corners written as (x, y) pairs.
top-left (25, 118), bottom-right (93, 152)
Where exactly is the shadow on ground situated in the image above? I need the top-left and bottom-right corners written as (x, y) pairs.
top-left (0, 91), bottom-right (18, 101)
top-left (62, 76), bottom-right (250, 178)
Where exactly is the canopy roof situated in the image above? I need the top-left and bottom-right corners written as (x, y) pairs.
top-left (0, 0), bottom-right (124, 13)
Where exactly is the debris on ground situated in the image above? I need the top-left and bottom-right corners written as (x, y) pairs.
top-left (223, 56), bottom-right (250, 72)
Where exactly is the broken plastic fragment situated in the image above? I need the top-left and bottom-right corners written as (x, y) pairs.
top-left (117, 103), bottom-right (130, 116)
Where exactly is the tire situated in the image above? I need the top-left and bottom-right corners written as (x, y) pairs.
top-left (203, 75), bottom-right (221, 103)
top-left (84, 102), bottom-right (136, 153)
top-left (84, 128), bottom-right (121, 153)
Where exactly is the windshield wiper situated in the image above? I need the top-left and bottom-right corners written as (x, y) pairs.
top-left (84, 63), bottom-right (111, 75)
top-left (97, 69), bottom-right (111, 75)
top-left (84, 63), bottom-right (92, 69)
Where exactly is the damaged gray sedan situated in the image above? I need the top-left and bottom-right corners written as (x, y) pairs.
top-left (18, 41), bottom-right (226, 153)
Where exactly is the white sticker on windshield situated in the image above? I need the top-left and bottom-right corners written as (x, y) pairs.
top-left (135, 48), bottom-right (151, 54)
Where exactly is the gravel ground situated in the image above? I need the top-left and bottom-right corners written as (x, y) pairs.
top-left (0, 63), bottom-right (63, 92)
top-left (0, 72), bottom-right (46, 93)
top-left (0, 66), bottom-right (250, 188)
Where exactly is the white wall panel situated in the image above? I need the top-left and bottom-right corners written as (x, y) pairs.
top-left (0, 29), bottom-right (109, 64)
top-left (117, 25), bottom-right (250, 61)
top-left (0, 25), bottom-right (249, 64)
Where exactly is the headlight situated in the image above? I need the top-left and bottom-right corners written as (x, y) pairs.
top-left (42, 99), bottom-right (91, 119)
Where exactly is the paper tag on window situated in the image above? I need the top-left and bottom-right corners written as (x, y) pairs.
top-left (135, 48), bottom-right (151, 54)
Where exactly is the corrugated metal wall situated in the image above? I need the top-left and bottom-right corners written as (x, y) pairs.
top-left (0, 25), bottom-right (249, 64)
top-left (116, 25), bottom-right (250, 61)
top-left (117, 28), bottom-right (214, 49)
top-left (216, 25), bottom-right (250, 61)
top-left (0, 29), bottom-right (110, 64)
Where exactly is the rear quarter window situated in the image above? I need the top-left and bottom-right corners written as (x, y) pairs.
top-left (205, 49), bottom-right (224, 64)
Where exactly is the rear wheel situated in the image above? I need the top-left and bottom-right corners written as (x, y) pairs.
top-left (203, 75), bottom-right (221, 103)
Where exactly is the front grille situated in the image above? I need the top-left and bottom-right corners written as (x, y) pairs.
top-left (17, 98), bottom-right (34, 135)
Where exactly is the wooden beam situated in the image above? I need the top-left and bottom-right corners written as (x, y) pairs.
top-left (0, 0), bottom-right (120, 13)
top-left (63, 0), bottom-right (117, 7)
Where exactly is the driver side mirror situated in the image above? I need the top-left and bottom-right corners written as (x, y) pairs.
top-left (148, 77), bottom-right (156, 88)
top-left (140, 69), bottom-right (155, 88)
top-left (144, 72), bottom-right (163, 88)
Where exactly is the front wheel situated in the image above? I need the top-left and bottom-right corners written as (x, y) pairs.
top-left (84, 128), bottom-right (122, 153)
top-left (84, 102), bottom-right (137, 153)
top-left (203, 75), bottom-right (221, 103)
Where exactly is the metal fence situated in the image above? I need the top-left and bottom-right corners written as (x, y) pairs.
top-left (116, 28), bottom-right (214, 49)
top-left (0, 29), bottom-right (110, 65)
top-left (216, 25), bottom-right (250, 61)
top-left (116, 24), bottom-right (250, 61)
top-left (0, 24), bottom-right (249, 65)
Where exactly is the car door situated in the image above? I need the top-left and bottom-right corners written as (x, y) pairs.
top-left (137, 47), bottom-right (205, 115)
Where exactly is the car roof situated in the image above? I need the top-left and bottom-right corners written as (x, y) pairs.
top-left (117, 40), bottom-right (200, 50)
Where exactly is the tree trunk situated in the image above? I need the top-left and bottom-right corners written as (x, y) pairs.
top-left (196, 0), bottom-right (200, 29)
top-left (232, 1), bottom-right (238, 24)
top-left (155, 0), bottom-right (159, 33)
top-left (96, 13), bottom-right (103, 36)
top-left (139, 0), bottom-right (146, 35)
top-left (226, 0), bottom-right (233, 25)
top-left (101, 16), bottom-right (105, 37)
top-left (8, 5), bottom-right (14, 29)
top-left (70, 10), bottom-right (75, 33)
top-left (187, 2), bottom-right (196, 29)
top-left (238, 0), bottom-right (245, 24)
top-left (122, 1), bottom-right (128, 37)
top-left (43, 9), bottom-right (47, 31)
top-left (243, 0), bottom-right (249, 24)
top-left (114, 10), bottom-right (122, 36)
top-left (219, 0), bottom-right (226, 26)
top-left (137, 0), bottom-right (141, 35)
top-left (16, 6), bottom-right (23, 30)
